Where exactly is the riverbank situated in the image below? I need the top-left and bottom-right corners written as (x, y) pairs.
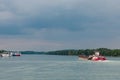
top-left (1, 48), bottom-right (120, 56)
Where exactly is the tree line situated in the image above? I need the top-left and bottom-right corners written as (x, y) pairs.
top-left (1, 48), bottom-right (120, 56)
top-left (45, 48), bottom-right (113, 56)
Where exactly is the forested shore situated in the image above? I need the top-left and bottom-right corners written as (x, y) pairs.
top-left (1, 48), bottom-right (120, 56)
top-left (21, 48), bottom-right (120, 57)
top-left (45, 48), bottom-right (120, 56)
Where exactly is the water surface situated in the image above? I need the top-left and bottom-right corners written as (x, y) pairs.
top-left (0, 55), bottom-right (120, 80)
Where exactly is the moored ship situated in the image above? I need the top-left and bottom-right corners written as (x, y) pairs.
top-left (0, 51), bottom-right (21, 57)
top-left (11, 52), bottom-right (21, 56)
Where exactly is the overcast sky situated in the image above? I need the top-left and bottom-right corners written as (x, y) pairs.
top-left (0, 0), bottom-right (120, 51)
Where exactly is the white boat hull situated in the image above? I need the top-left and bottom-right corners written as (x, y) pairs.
top-left (1, 54), bottom-right (11, 57)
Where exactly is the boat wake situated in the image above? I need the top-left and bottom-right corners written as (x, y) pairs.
top-left (78, 58), bottom-right (120, 63)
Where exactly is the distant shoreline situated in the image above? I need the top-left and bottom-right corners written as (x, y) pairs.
top-left (21, 48), bottom-right (120, 57)
top-left (1, 48), bottom-right (120, 57)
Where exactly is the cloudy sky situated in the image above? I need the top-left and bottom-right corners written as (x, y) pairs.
top-left (0, 0), bottom-right (120, 51)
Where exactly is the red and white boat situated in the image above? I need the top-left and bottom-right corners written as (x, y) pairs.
top-left (0, 52), bottom-right (21, 57)
top-left (11, 52), bottom-right (21, 56)
top-left (79, 51), bottom-right (106, 61)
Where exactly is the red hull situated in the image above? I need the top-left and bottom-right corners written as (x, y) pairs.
top-left (13, 54), bottom-right (21, 56)
top-left (79, 55), bottom-right (106, 61)
top-left (92, 57), bottom-right (106, 61)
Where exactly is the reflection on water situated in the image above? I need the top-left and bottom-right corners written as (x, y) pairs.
top-left (0, 55), bottom-right (120, 80)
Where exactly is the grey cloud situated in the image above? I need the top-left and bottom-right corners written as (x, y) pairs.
top-left (1, 0), bottom-right (120, 50)
top-left (0, 0), bottom-right (120, 38)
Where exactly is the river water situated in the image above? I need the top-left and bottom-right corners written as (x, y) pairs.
top-left (0, 55), bottom-right (120, 80)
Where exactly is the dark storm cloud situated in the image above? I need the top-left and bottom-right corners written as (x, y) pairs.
top-left (1, 0), bottom-right (120, 50)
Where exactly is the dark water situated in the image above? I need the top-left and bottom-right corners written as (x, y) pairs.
top-left (0, 55), bottom-right (120, 80)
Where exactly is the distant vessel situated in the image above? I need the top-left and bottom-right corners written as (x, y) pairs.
top-left (79, 51), bottom-right (106, 61)
top-left (0, 53), bottom-right (11, 57)
top-left (0, 51), bottom-right (21, 57)
top-left (11, 52), bottom-right (21, 56)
